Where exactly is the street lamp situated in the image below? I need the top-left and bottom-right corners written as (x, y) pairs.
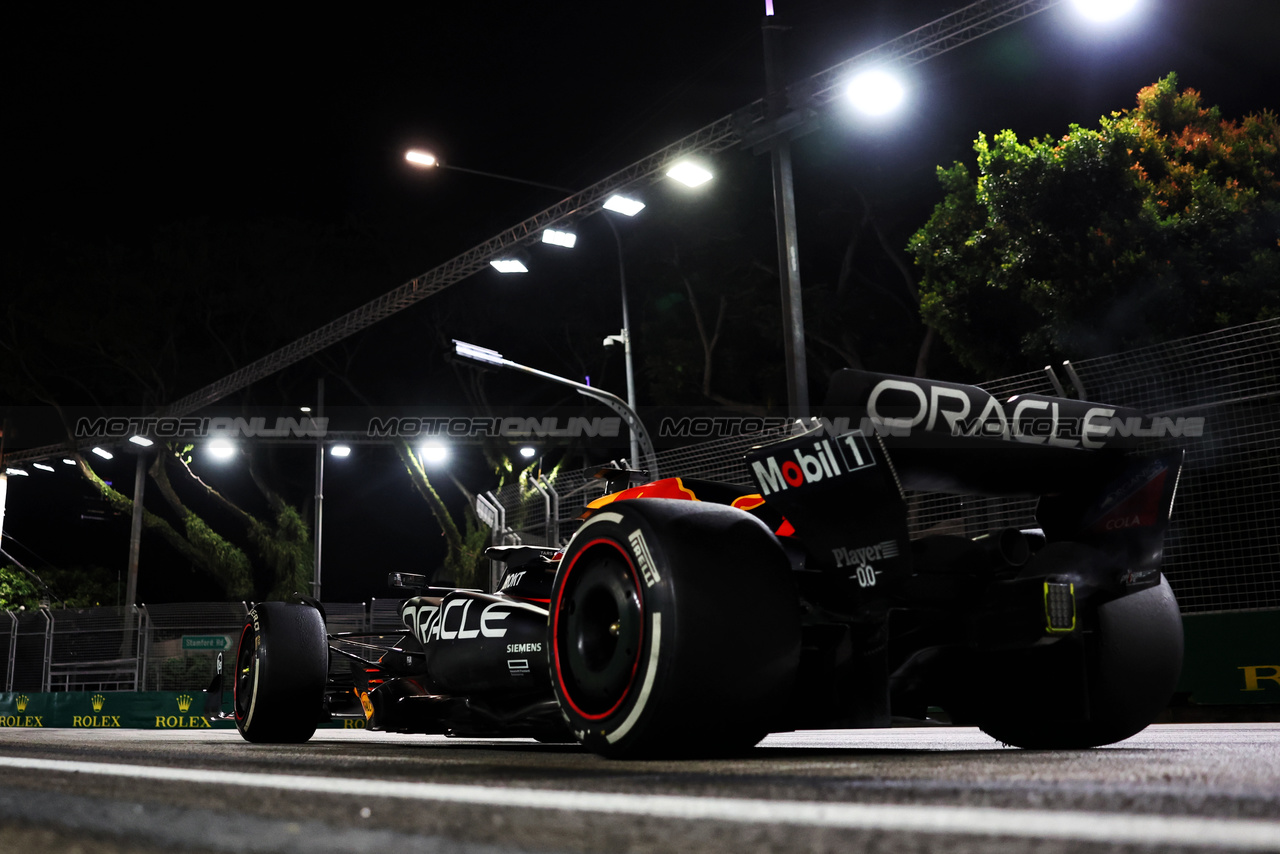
top-left (452, 339), bottom-right (657, 476)
top-left (407, 153), bottom-right (678, 471)
top-left (405, 149), bottom-right (573, 194)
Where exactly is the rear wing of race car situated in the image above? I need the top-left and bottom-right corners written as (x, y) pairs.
top-left (806, 370), bottom-right (1185, 578)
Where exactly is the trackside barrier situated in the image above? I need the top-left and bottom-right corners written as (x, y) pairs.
top-left (0, 691), bottom-right (370, 730)
top-left (0, 691), bottom-right (233, 729)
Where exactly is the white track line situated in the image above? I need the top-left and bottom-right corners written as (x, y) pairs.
top-left (2, 755), bottom-right (1276, 850)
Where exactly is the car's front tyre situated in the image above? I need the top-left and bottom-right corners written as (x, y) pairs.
top-left (233, 600), bottom-right (328, 744)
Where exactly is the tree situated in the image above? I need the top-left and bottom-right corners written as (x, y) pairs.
top-left (908, 74), bottom-right (1279, 378)
top-left (0, 563), bottom-right (118, 610)
top-left (1, 218), bottom-right (376, 600)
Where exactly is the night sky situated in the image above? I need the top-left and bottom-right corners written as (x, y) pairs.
top-left (5, 0), bottom-right (1278, 603)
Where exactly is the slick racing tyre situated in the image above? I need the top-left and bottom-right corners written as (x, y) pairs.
top-left (979, 543), bottom-right (1184, 749)
top-left (233, 600), bottom-right (328, 744)
top-left (549, 499), bottom-right (800, 759)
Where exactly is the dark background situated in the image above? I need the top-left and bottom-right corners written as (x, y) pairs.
top-left (4, 1), bottom-right (1277, 603)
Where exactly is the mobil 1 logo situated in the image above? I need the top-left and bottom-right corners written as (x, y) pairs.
top-left (750, 431), bottom-right (876, 497)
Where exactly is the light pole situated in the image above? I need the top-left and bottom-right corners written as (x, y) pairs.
top-left (312, 377), bottom-right (324, 600)
top-left (763, 8), bottom-right (809, 418)
top-left (600, 214), bottom-right (639, 471)
top-left (759, 2), bottom-right (912, 416)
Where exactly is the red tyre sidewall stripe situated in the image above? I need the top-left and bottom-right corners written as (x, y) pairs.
top-left (552, 536), bottom-right (645, 722)
top-left (232, 622), bottom-right (254, 723)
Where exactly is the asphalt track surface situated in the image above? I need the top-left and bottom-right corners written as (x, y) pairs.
top-left (0, 724), bottom-right (1276, 854)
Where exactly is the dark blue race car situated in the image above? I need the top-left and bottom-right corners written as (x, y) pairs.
top-left (210, 370), bottom-right (1185, 758)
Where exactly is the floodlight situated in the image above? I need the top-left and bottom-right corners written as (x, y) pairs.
top-left (300, 406), bottom-right (312, 413)
top-left (667, 161), bottom-right (713, 187)
top-left (519, 447), bottom-right (537, 459)
top-left (129, 435), bottom-right (154, 447)
top-left (1071, 0), bottom-right (1138, 22)
top-left (91, 447), bottom-right (114, 460)
top-left (847, 68), bottom-right (905, 116)
top-left (420, 444), bottom-right (448, 464)
top-left (207, 439), bottom-right (235, 460)
top-left (330, 445), bottom-right (351, 458)
top-left (62, 458), bottom-right (76, 465)
top-left (5, 467), bottom-right (29, 477)
top-left (33, 463), bottom-right (55, 472)
top-left (405, 149), bottom-right (438, 167)
top-left (542, 228), bottom-right (577, 248)
top-left (603, 195), bottom-right (645, 216)
top-left (490, 258), bottom-right (529, 273)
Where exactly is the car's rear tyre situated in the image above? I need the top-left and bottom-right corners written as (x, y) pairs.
top-left (979, 544), bottom-right (1183, 749)
top-left (234, 600), bottom-right (328, 744)
top-left (549, 499), bottom-right (800, 759)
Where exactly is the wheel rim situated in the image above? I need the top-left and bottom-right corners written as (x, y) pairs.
top-left (554, 539), bottom-right (644, 719)
top-left (232, 622), bottom-right (256, 722)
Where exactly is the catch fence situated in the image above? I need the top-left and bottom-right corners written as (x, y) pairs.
top-left (481, 320), bottom-right (1279, 614)
top-left (0, 599), bottom-right (406, 693)
top-left (2, 322), bottom-right (1273, 693)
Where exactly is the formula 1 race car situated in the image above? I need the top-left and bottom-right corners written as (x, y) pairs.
top-left (208, 369), bottom-right (1186, 758)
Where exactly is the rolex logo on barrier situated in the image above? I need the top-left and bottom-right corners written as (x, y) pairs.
top-left (2, 694), bottom-right (42, 728)
top-left (73, 693), bottom-right (121, 728)
top-left (154, 693), bottom-right (211, 729)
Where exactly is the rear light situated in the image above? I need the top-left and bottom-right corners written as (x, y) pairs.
top-left (1044, 581), bottom-right (1076, 633)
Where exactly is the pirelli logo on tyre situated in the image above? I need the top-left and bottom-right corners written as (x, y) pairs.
top-left (629, 529), bottom-right (661, 588)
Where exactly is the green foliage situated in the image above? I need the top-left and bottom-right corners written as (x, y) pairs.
top-left (254, 502), bottom-right (314, 601)
top-left (1, 563), bottom-right (118, 610)
top-left (179, 509), bottom-right (255, 598)
top-left (909, 74), bottom-right (1280, 377)
top-left (0, 566), bottom-right (41, 611)
top-left (444, 507), bottom-right (490, 590)
top-left (154, 654), bottom-right (215, 691)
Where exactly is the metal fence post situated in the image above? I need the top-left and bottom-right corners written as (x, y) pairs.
top-left (4, 611), bottom-right (16, 692)
top-left (531, 477), bottom-right (558, 547)
top-left (40, 608), bottom-right (53, 693)
top-left (133, 604), bottom-right (145, 691)
top-left (138, 604), bottom-right (151, 691)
